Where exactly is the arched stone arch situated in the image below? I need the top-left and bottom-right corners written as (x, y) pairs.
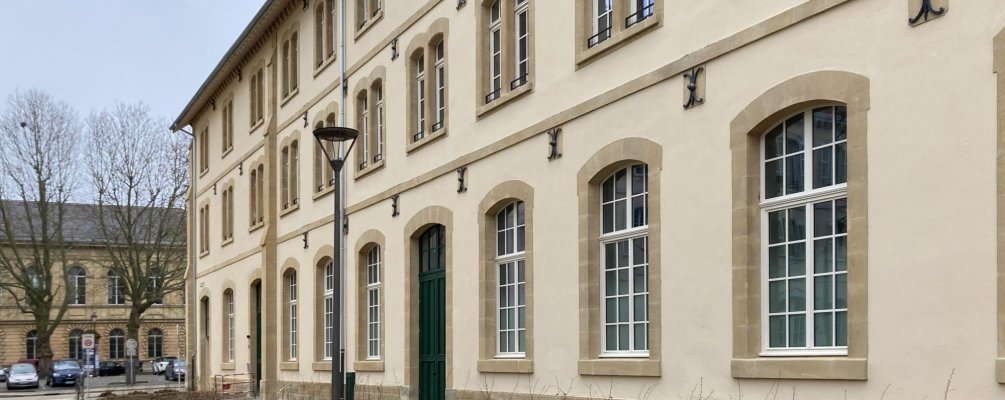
top-left (729, 70), bottom-right (869, 380)
top-left (353, 229), bottom-right (386, 370)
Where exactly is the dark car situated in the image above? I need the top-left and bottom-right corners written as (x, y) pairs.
top-left (97, 361), bottom-right (125, 377)
top-left (48, 359), bottom-right (81, 387)
top-left (164, 360), bottom-right (186, 381)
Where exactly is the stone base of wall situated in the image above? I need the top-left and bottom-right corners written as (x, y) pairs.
top-left (258, 381), bottom-right (404, 400)
top-left (450, 389), bottom-right (637, 400)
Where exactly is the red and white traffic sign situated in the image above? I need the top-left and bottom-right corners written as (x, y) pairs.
top-left (82, 334), bottom-right (95, 349)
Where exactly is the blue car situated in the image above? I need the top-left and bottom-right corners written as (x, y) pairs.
top-left (48, 359), bottom-right (81, 387)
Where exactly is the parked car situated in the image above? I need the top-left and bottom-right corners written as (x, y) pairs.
top-left (164, 360), bottom-right (186, 381)
top-left (16, 359), bottom-right (39, 370)
top-left (97, 361), bottom-right (125, 377)
top-left (152, 356), bottom-right (178, 375)
top-left (6, 363), bottom-right (39, 390)
top-left (0, 365), bottom-right (7, 382)
top-left (48, 359), bottom-right (81, 387)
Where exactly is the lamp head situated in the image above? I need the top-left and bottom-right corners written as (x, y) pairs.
top-left (312, 126), bottom-right (359, 143)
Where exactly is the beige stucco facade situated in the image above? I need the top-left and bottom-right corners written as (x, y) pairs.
top-left (175, 0), bottom-right (1005, 398)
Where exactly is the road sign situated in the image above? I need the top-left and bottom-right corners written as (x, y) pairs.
top-left (126, 338), bottom-right (137, 350)
top-left (82, 334), bottom-right (95, 349)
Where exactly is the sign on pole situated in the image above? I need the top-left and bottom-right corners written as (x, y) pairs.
top-left (82, 334), bottom-right (95, 349)
top-left (126, 338), bottom-right (137, 357)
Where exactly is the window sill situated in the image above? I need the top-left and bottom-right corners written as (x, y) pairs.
top-left (354, 360), bottom-right (384, 372)
top-left (280, 203), bottom-right (300, 218)
top-left (279, 361), bottom-right (299, 371)
top-left (199, 169), bottom-right (209, 178)
top-left (354, 10), bottom-right (384, 41)
top-left (221, 362), bottom-right (235, 371)
top-left (280, 88), bottom-right (299, 108)
top-left (576, 11), bottom-right (663, 69)
top-left (578, 358), bottom-right (660, 377)
top-left (250, 119), bottom-right (264, 135)
top-left (222, 147), bottom-right (233, 159)
top-left (312, 361), bottom-right (333, 371)
top-left (353, 158), bottom-right (385, 180)
top-left (477, 359), bottom-right (533, 374)
top-left (996, 358), bottom-right (1005, 383)
top-left (405, 127), bottom-right (447, 154)
top-left (249, 220), bottom-right (265, 233)
top-left (221, 237), bottom-right (234, 248)
top-left (731, 357), bottom-right (867, 380)
top-left (476, 82), bottom-right (534, 119)
top-left (313, 185), bottom-right (335, 200)
top-left (314, 56), bottom-right (336, 78)
top-left (199, 250), bottom-right (209, 259)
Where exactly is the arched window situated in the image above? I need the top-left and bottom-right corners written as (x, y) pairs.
top-left (108, 270), bottom-right (125, 305)
top-left (147, 328), bottom-right (163, 358)
top-left (600, 164), bottom-right (649, 355)
top-left (68, 266), bottom-right (86, 305)
top-left (487, 0), bottom-right (502, 102)
top-left (281, 146), bottom-right (290, 209)
top-left (225, 289), bottom-right (235, 362)
top-left (109, 329), bottom-right (125, 359)
top-left (374, 84), bottom-right (384, 162)
top-left (496, 202), bottom-right (526, 356)
top-left (286, 271), bottom-right (298, 360)
top-left (68, 329), bottom-right (84, 360)
top-left (761, 106), bottom-right (848, 353)
top-left (432, 40), bottom-right (446, 132)
top-left (366, 246), bottom-right (382, 359)
top-left (322, 260), bottom-right (335, 360)
top-left (357, 90), bottom-right (369, 170)
top-left (414, 54), bottom-right (426, 141)
top-left (26, 330), bottom-right (37, 359)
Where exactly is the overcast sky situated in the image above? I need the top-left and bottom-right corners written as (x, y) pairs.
top-left (0, 0), bottom-right (266, 126)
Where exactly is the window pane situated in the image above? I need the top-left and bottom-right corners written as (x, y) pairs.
top-left (765, 125), bottom-right (783, 159)
top-left (788, 278), bottom-right (805, 312)
top-left (618, 324), bottom-right (629, 350)
top-left (814, 238), bottom-right (833, 274)
top-left (632, 165), bottom-right (646, 195)
top-left (836, 142), bottom-right (847, 184)
top-left (835, 106), bottom-right (847, 141)
top-left (631, 196), bottom-right (645, 228)
top-left (812, 107), bottom-right (833, 147)
top-left (614, 200), bottom-right (627, 231)
top-left (633, 265), bottom-right (646, 294)
top-left (768, 281), bottom-right (785, 313)
top-left (813, 147), bottom-right (833, 189)
top-left (633, 294), bottom-right (646, 321)
top-left (605, 298), bottom-right (616, 322)
top-left (633, 237), bottom-right (646, 265)
top-left (605, 271), bottom-right (616, 296)
top-left (814, 201), bottom-right (833, 237)
top-left (768, 246), bottom-right (785, 279)
top-left (765, 159), bottom-right (783, 199)
top-left (617, 269), bottom-right (629, 295)
top-left (605, 325), bottom-right (617, 350)
top-left (617, 240), bottom-right (629, 268)
top-left (815, 312), bottom-right (834, 346)
top-left (835, 274), bottom-right (847, 309)
top-left (785, 114), bottom-right (804, 154)
top-left (769, 316), bottom-right (786, 348)
top-left (835, 236), bottom-right (847, 272)
top-left (768, 210), bottom-right (786, 244)
top-left (604, 243), bottom-right (616, 270)
top-left (814, 275), bottom-right (833, 310)
top-left (788, 208), bottom-right (805, 241)
top-left (634, 323), bottom-right (647, 350)
top-left (785, 154), bottom-right (804, 194)
top-left (788, 314), bottom-right (806, 347)
top-left (788, 243), bottom-right (806, 276)
top-left (602, 177), bottom-right (614, 202)
top-left (614, 169), bottom-right (627, 198)
top-left (602, 204), bottom-right (614, 233)
top-left (835, 311), bottom-right (848, 346)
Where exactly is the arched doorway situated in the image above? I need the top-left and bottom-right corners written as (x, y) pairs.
top-left (417, 225), bottom-right (445, 400)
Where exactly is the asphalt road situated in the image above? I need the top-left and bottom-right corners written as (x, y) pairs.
top-left (1, 371), bottom-right (187, 399)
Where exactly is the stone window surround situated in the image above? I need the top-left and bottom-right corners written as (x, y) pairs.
top-left (311, 245), bottom-right (336, 371)
top-left (221, 180), bottom-right (235, 246)
top-left (477, 180), bottom-right (535, 374)
top-left (994, 27), bottom-right (1005, 384)
top-left (354, 0), bottom-right (384, 40)
top-left (577, 137), bottom-right (662, 377)
top-left (221, 284), bottom-right (236, 367)
top-left (249, 157), bottom-right (267, 231)
top-left (279, 132), bottom-right (302, 216)
top-left (354, 230), bottom-right (386, 372)
top-left (352, 66), bottom-right (388, 179)
top-left (731, 70), bottom-right (870, 381)
top-left (573, 0), bottom-right (664, 68)
top-left (279, 24), bottom-right (301, 106)
top-left (311, 103), bottom-right (339, 198)
top-left (474, 0), bottom-right (537, 118)
top-left (404, 18), bottom-right (450, 155)
top-left (402, 205), bottom-right (454, 393)
top-left (281, 260), bottom-right (300, 368)
top-left (314, 0), bottom-right (336, 71)
top-left (198, 201), bottom-right (210, 258)
top-left (247, 61), bottom-right (267, 131)
top-left (221, 95), bottom-right (235, 158)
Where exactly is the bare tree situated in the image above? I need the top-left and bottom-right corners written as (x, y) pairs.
top-left (85, 102), bottom-right (188, 353)
top-left (0, 89), bottom-right (82, 375)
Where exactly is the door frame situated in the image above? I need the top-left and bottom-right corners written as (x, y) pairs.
top-left (402, 206), bottom-right (453, 399)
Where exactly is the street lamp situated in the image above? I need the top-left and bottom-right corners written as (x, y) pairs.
top-left (313, 125), bottom-right (358, 400)
top-left (90, 313), bottom-right (97, 377)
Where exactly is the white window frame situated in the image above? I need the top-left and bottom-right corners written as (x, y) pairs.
top-left (148, 328), bottom-right (163, 358)
top-left (323, 262), bottom-right (335, 360)
top-left (513, 0), bottom-right (530, 85)
top-left (108, 272), bottom-right (125, 305)
top-left (68, 329), bottom-right (83, 360)
top-left (375, 85), bottom-right (384, 162)
top-left (495, 201), bottom-right (526, 357)
top-left (360, 93), bottom-right (369, 169)
top-left (434, 42), bottom-right (445, 131)
top-left (288, 271), bottom-right (298, 360)
top-left (598, 164), bottom-right (649, 357)
top-left (415, 55), bottom-right (426, 140)
top-left (488, 1), bottom-right (502, 101)
top-left (594, 0), bottom-right (613, 39)
top-left (227, 291), bottom-right (235, 362)
top-left (366, 246), bottom-right (381, 360)
top-left (109, 329), bottom-right (125, 359)
top-left (70, 267), bottom-right (86, 305)
top-left (758, 106), bottom-right (849, 357)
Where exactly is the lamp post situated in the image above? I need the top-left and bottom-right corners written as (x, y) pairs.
top-left (90, 313), bottom-right (97, 377)
top-left (313, 126), bottom-right (359, 400)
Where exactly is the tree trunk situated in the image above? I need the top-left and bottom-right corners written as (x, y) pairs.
top-left (36, 334), bottom-right (53, 379)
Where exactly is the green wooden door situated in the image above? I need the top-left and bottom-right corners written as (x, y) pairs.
top-left (254, 282), bottom-right (262, 393)
top-left (418, 225), bottom-right (446, 400)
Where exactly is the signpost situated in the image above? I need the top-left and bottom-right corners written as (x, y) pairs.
top-left (82, 335), bottom-right (95, 399)
top-left (126, 339), bottom-right (137, 384)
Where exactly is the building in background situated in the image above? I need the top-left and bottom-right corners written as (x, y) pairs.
top-left (173, 0), bottom-right (1005, 398)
